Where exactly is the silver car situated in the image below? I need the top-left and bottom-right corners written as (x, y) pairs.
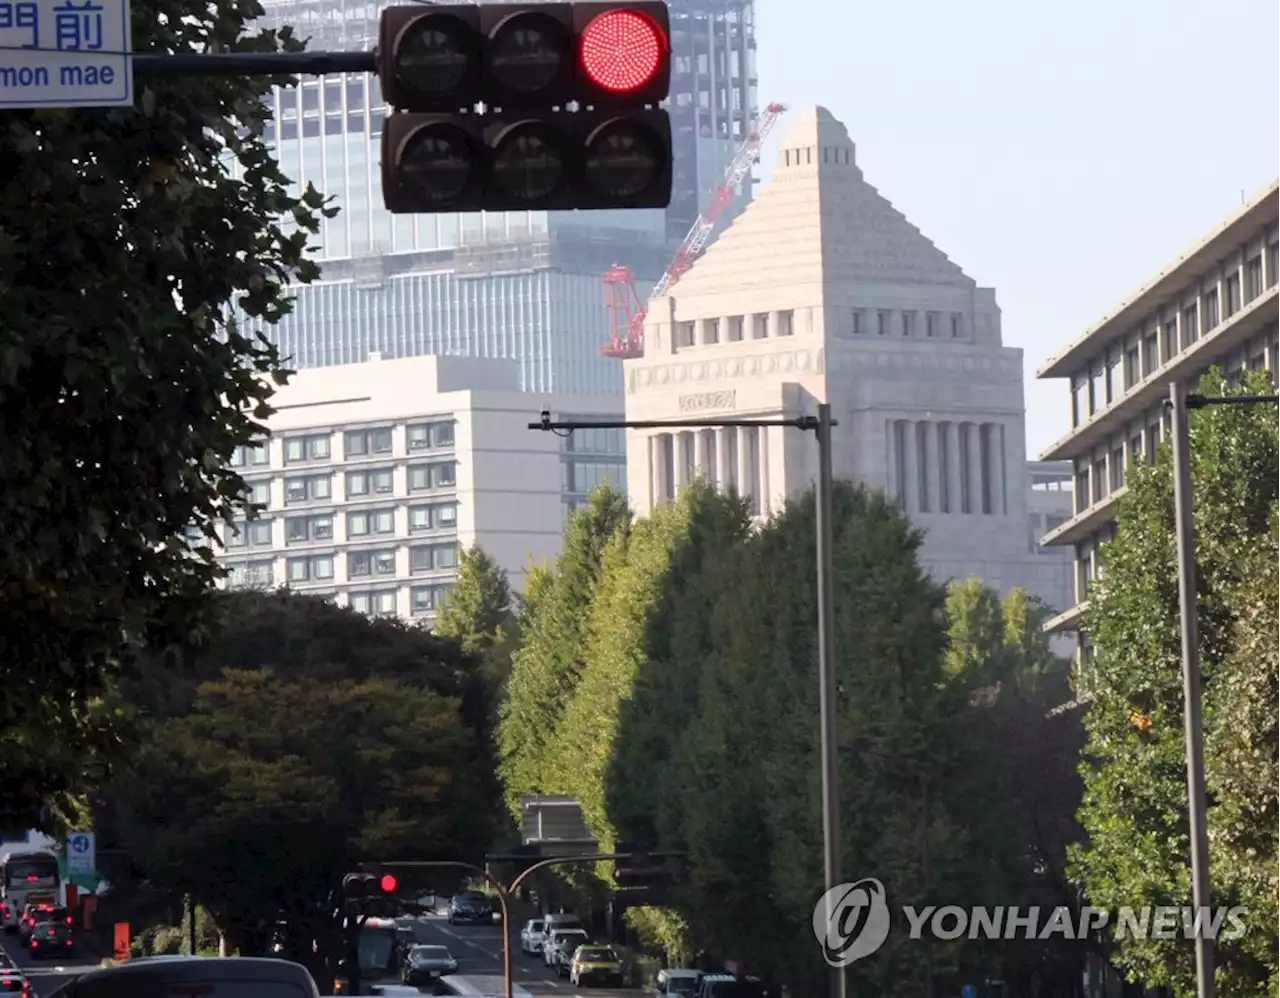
top-left (520, 918), bottom-right (546, 955)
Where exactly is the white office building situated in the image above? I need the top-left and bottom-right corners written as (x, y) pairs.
top-left (215, 354), bottom-right (625, 622)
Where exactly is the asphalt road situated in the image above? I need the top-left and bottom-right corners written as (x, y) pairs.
top-left (412, 913), bottom-right (645, 998)
top-left (0, 928), bottom-right (102, 996)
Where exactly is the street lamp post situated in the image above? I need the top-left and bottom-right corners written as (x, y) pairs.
top-left (530, 404), bottom-right (844, 998)
top-left (1166, 382), bottom-right (1278, 998)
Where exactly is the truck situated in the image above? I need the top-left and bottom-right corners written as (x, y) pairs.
top-left (0, 845), bottom-right (65, 932)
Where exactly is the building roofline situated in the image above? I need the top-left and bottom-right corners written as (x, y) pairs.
top-left (1037, 180), bottom-right (1279, 380)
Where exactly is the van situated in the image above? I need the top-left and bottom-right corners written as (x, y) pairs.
top-left (44, 955), bottom-right (321, 998)
top-left (542, 913), bottom-right (582, 932)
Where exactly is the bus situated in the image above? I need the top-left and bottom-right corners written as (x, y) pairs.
top-left (0, 847), bottom-right (64, 933)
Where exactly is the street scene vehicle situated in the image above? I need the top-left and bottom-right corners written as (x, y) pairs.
top-left (568, 945), bottom-right (624, 987)
top-left (44, 955), bottom-right (322, 997)
top-left (0, 849), bottom-right (63, 934)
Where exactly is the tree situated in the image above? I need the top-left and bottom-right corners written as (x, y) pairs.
top-left (96, 591), bottom-right (496, 988)
top-left (497, 486), bottom-right (631, 817)
top-left (435, 545), bottom-right (519, 698)
top-left (0, 0), bottom-right (328, 828)
top-left (1070, 369), bottom-right (1278, 994)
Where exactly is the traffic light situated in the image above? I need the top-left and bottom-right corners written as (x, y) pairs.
top-left (341, 871), bottom-right (399, 915)
top-left (612, 842), bottom-right (671, 905)
top-left (378, 2), bottom-right (673, 213)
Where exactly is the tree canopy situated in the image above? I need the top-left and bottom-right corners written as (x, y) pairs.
top-left (95, 590), bottom-right (497, 986)
top-left (0, 0), bottom-right (328, 829)
top-left (1071, 369), bottom-right (1278, 994)
top-left (500, 479), bottom-right (1082, 996)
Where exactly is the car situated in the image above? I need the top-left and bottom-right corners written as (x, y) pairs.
top-left (28, 917), bottom-right (75, 959)
top-left (568, 945), bottom-right (624, 987)
top-left (656, 969), bottom-right (703, 997)
top-left (542, 928), bottom-right (588, 971)
top-left (401, 944), bottom-right (459, 988)
top-left (44, 955), bottom-right (322, 997)
top-left (0, 965), bottom-right (32, 997)
top-left (447, 892), bottom-right (493, 926)
top-left (518, 918), bottom-right (545, 956)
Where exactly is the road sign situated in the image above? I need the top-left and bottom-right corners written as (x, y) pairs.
top-left (66, 831), bottom-right (95, 875)
top-left (0, 0), bottom-right (133, 109)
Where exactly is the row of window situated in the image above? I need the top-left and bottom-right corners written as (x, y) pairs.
top-left (1069, 242), bottom-right (1278, 428)
top-left (240, 462), bottom-right (457, 508)
top-left (674, 310), bottom-right (795, 348)
top-left (561, 424), bottom-right (626, 456)
top-left (285, 542), bottom-right (459, 583)
top-left (225, 501), bottom-right (458, 548)
top-left (230, 421), bottom-right (456, 469)
top-left (561, 459), bottom-right (626, 495)
top-left (222, 572), bottom-right (455, 618)
top-left (852, 309), bottom-right (965, 339)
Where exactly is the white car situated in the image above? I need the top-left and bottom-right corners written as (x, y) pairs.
top-left (520, 917), bottom-right (546, 955)
top-left (543, 929), bottom-right (589, 971)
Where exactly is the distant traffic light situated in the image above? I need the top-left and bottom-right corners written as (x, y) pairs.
top-left (377, 2), bottom-right (673, 213)
top-left (612, 842), bottom-right (673, 906)
top-left (342, 871), bottom-right (399, 915)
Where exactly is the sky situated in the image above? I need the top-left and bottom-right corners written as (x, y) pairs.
top-left (748, 0), bottom-right (1279, 456)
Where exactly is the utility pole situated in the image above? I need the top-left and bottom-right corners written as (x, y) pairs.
top-left (530, 407), bottom-right (844, 998)
top-left (186, 895), bottom-right (197, 957)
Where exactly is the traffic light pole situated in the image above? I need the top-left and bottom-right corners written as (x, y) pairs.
top-left (382, 852), bottom-right (680, 998)
top-left (131, 51), bottom-right (374, 78)
top-left (531, 407), bottom-right (844, 997)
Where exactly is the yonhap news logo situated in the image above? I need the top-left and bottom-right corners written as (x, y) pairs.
top-left (812, 880), bottom-right (1249, 967)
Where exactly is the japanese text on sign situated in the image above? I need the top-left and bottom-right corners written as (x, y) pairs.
top-left (0, 0), bottom-right (131, 109)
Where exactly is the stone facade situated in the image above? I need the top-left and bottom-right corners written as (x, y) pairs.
top-left (623, 105), bottom-right (1062, 607)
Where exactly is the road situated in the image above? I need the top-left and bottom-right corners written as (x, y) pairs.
top-left (408, 912), bottom-right (646, 998)
top-left (0, 928), bottom-right (101, 996)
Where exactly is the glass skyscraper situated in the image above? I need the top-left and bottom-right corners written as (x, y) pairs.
top-left (248, 0), bottom-right (760, 395)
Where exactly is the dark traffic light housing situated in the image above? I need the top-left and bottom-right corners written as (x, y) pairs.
top-left (377, 2), bottom-right (673, 213)
top-left (342, 871), bottom-right (399, 915)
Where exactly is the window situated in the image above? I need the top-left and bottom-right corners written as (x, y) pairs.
top-left (286, 554), bottom-right (334, 583)
top-left (1128, 433), bottom-right (1143, 470)
top-left (564, 426), bottom-right (624, 455)
top-left (343, 427), bottom-right (393, 459)
top-left (1124, 345), bottom-right (1140, 388)
top-left (348, 549), bottom-right (397, 578)
top-left (1224, 273), bottom-right (1240, 317)
top-left (346, 509), bottom-right (395, 537)
top-left (702, 318), bottom-right (720, 344)
top-left (410, 543), bottom-right (458, 574)
top-left (284, 475), bottom-right (331, 505)
top-left (409, 502), bottom-right (458, 532)
top-left (1092, 458), bottom-right (1107, 503)
top-left (851, 311), bottom-right (864, 336)
top-left (346, 468), bottom-right (394, 496)
top-left (1201, 289), bottom-right (1219, 331)
top-left (226, 519), bottom-right (273, 549)
top-left (1077, 543), bottom-right (1094, 600)
top-left (1142, 331), bottom-right (1159, 375)
top-left (727, 316), bottom-right (744, 341)
top-left (1070, 376), bottom-right (1086, 428)
top-left (751, 314), bottom-right (767, 339)
top-left (244, 480), bottom-right (272, 506)
top-left (407, 421), bottom-right (455, 451)
top-left (226, 559), bottom-right (275, 588)
top-left (563, 459), bottom-right (626, 493)
top-left (284, 434), bottom-right (331, 464)
top-left (1245, 256), bottom-right (1263, 302)
top-left (1164, 319), bottom-right (1180, 359)
top-left (900, 311), bottom-right (915, 337)
top-left (675, 322), bottom-right (695, 347)
top-left (877, 310), bottom-right (890, 336)
top-left (775, 311), bottom-right (794, 337)
top-left (1105, 350), bottom-right (1122, 401)
top-left (1145, 421), bottom-right (1160, 463)
top-left (284, 514), bottom-right (333, 544)
top-left (410, 583), bottom-right (454, 616)
top-left (1267, 243), bottom-right (1278, 288)
top-left (1177, 305), bottom-right (1198, 348)
top-left (408, 462), bottom-right (456, 491)
top-left (1074, 467), bottom-right (1090, 514)
top-left (349, 590), bottom-right (397, 617)
top-left (231, 442), bottom-right (270, 468)
top-left (1109, 446), bottom-right (1125, 492)
top-left (950, 312), bottom-right (963, 337)
top-left (1089, 363), bottom-right (1106, 414)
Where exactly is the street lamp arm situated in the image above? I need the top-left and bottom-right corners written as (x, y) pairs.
top-left (1183, 393), bottom-right (1280, 409)
top-left (528, 412), bottom-right (833, 434)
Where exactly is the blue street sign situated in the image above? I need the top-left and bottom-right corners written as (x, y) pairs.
top-left (0, 0), bottom-right (133, 109)
top-left (66, 832), bottom-right (95, 875)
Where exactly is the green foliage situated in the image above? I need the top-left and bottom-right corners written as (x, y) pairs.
top-left (0, 0), bottom-right (329, 827)
top-left (1072, 369), bottom-right (1278, 994)
top-left (497, 486), bottom-right (631, 817)
top-left (96, 590), bottom-right (496, 981)
top-left (436, 545), bottom-right (519, 697)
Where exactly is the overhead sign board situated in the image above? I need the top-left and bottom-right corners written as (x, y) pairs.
top-left (66, 831), bottom-right (95, 875)
top-left (0, 0), bottom-right (132, 109)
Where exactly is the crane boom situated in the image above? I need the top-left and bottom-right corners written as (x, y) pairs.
top-left (599, 101), bottom-right (788, 359)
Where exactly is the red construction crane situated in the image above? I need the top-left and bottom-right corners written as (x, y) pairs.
top-left (600, 101), bottom-right (788, 359)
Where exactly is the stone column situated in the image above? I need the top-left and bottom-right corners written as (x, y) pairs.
top-left (966, 422), bottom-right (984, 514)
top-left (883, 420), bottom-right (898, 506)
top-left (717, 428), bottom-right (734, 492)
top-left (988, 423), bottom-right (1006, 516)
top-left (923, 422), bottom-right (940, 514)
top-left (758, 425), bottom-right (772, 516)
top-left (902, 420), bottom-right (919, 514)
top-left (648, 434), bottom-right (662, 510)
top-left (945, 422), bottom-right (961, 515)
top-left (693, 429), bottom-right (708, 482)
top-left (675, 432), bottom-right (691, 491)
top-left (738, 426), bottom-right (756, 509)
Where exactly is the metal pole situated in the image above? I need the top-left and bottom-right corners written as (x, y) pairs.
top-left (187, 895), bottom-right (197, 957)
top-left (814, 403), bottom-right (844, 998)
top-left (1168, 381), bottom-right (1214, 998)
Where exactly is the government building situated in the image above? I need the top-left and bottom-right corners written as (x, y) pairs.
top-left (1036, 181), bottom-right (1279, 675)
top-left (623, 105), bottom-right (1074, 616)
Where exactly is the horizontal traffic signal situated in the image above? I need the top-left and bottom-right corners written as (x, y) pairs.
top-left (381, 109), bottom-right (672, 213)
top-left (342, 871), bottom-right (399, 899)
top-left (377, 2), bottom-right (671, 112)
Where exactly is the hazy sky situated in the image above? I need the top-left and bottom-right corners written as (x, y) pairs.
top-left (749, 0), bottom-right (1279, 456)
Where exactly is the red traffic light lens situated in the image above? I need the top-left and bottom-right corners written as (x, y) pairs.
top-left (580, 10), bottom-right (663, 93)
top-left (380, 874), bottom-right (398, 894)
